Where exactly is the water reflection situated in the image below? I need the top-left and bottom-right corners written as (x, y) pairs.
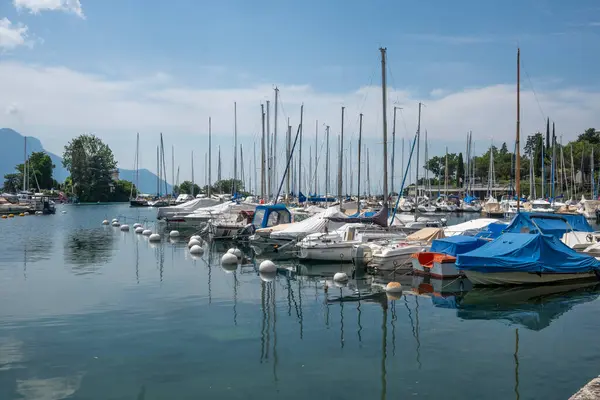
top-left (64, 228), bottom-right (116, 274)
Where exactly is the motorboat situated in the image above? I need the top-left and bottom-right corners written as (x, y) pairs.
top-left (443, 218), bottom-right (501, 237)
top-left (354, 227), bottom-right (445, 271)
top-left (207, 209), bottom-right (255, 239)
top-left (482, 196), bottom-right (503, 218)
top-left (437, 200), bottom-right (457, 212)
top-left (417, 202), bottom-right (437, 213)
top-left (530, 199), bottom-right (554, 213)
top-left (157, 197), bottom-right (221, 220)
top-left (456, 233), bottom-right (600, 286)
top-left (460, 199), bottom-right (482, 213)
top-left (411, 236), bottom-right (489, 279)
top-left (175, 200), bottom-right (257, 228)
top-left (16, 191), bottom-right (55, 214)
top-left (297, 223), bottom-right (405, 263)
top-left (175, 194), bottom-right (195, 204)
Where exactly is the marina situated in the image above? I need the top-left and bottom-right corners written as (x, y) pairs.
top-left (1, 203), bottom-right (600, 399)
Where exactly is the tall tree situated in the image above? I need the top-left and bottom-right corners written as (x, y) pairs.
top-left (62, 134), bottom-right (118, 202)
top-left (577, 128), bottom-right (599, 144)
top-left (16, 151), bottom-right (55, 190)
top-left (2, 173), bottom-right (21, 193)
top-left (177, 180), bottom-right (201, 196)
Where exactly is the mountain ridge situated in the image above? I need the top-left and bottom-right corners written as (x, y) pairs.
top-left (0, 128), bottom-right (171, 194)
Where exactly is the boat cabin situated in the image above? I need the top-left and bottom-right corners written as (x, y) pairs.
top-left (252, 204), bottom-right (292, 229)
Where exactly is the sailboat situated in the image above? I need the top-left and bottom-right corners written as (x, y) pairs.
top-left (483, 140), bottom-right (503, 217)
top-left (130, 133), bottom-right (149, 207)
top-left (437, 147), bottom-right (457, 212)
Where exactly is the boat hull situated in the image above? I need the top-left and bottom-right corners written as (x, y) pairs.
top-left (130, 199), bottom-right (149, 207)
top-left (298, 245), bottom-right (354, 263)
top-left (464, 270), bottom-right (598, 286)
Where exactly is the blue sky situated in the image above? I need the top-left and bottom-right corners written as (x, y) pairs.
top-left (0, 0), bottom-right (599, 191)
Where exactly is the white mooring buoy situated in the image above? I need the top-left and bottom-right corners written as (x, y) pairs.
top-left (102, 220), bottom-right (109, 225)
top-left (227, 248), bottom-right (243, 260)
top-left (188, 238), bottom-right (202, 248)
top-left (191, 235), bottom-right (202, 242)
top-left (259, 260), bottom-right (277, 273)
top-left (170, 230), bottom-right (180, 238)
top-left (148, 233), bottom-right (161, 242)
top-left (133, 223), bottom-right (142, 229)
top-left (333, 272), bottom-right (349, 283)
top-left (221, 252), bottom-right (238, 265)
top-left (112, 218), bottom-right (118, 223)
top-left (142, 229), bottom-right (152, 236)
top-left (120, 224), bottom-right (130, 231)
top-left (112, 221), bottom-right (120, 227)
top-left (135, 227), bottom-right (144, 234)
top-left (190, 244), bottom-right (204, 255)
top-left (259, 271), bottom-right (277, 282)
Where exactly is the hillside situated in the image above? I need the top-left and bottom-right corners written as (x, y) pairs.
top-left (0, 128), bottom-right (171, 194)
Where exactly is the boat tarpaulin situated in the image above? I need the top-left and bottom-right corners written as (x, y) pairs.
top-left (456, 233), bottom-right (600, 273)
top-left (406, 227), bottom-right (445, 242)
top-left (327, 204), bottom-right (388, 228)
top-left (504, 212), bottom-right (592, 238)
top-left (430, 236), bottom-right (489, 257)
top-left (270, 206), bottom-right (347, 240)
top-left (475, 222), bottom-right (507, 240)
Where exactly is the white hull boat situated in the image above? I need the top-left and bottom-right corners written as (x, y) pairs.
top-left (464, 270), bottom-right (598, 286)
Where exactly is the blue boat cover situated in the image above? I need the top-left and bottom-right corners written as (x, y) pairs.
top-left (430, 236), bottom-right (489, 257)
top-left (504, 212), bottom-right (592, 238)
top-left (475, 222), bottom-right (508, 239)
top-left (456, 233), bottom-right (600, 273)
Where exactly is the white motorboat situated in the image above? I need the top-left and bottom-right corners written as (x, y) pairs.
top-left (175, 201), bottom-right (257, 228)
top-left (437, 200), bottom-right (457, 212)
top-left (417, 202), bottom-right (437, 213)
top-left (530, 199), bottom-right (554, 213)
top-left (460, 200), bottom-right (482, 213)
top-left (157, 197), bottom-right (221, 220)
top-left (207, 209), bottom-right (255, 239)
top-left (443, 218), bottom-right (501, 237)
top-left (297, 223), bottom-right (405, 262)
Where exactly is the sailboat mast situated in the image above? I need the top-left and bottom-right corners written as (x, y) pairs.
top-left (274, 88), bottom-right (279, 199)
top-left (191, 151), bottom-right (194, 196)
top-left (309, 146), bottom-right (312, 200)
top-left (338, 106), bottom-right (344, 209)
top-left (415, 102), bottom-right (422, 200)
top-left (325, 125), bottom-right (330, 202)
top-left (208, 117), bottom-right (212, 197)
top-left (156, 146), bottom-right (159, 196)
top-left (367, 147), bottom-right (371, 198)
top-left (171, 145), bottom-right (174, 196)
top-left (261, 105), bottom-right (266, 201)
top-left (541, 134), bottom-right (545, 198)
top-left (253, 142), bottom-right (257, 195)
top-left (218, 146), bottom-right (222, 192)
top-left (234, 102), bottom-right (238, 194)
top-left (314, 120), bottom-right (318, 196)
top-left (571, 144), bottom-right (575, 198)
top-left (516, 48), bottom-right (521, 211)
top-left (380, 47), bottom-right (389, 207)
top-left (299, 104), bottom-right (304, 202)
top-left (240, 144), bottom-right (245, 190)
top-left (23, 136), bottom-right (27, 191)
top-left (357, 113), bottom-right (363, 213)
top-left (445, 147), bottom-right (449, 196)
top-left (391, 106), bottom-right (397, 196)
top-left (591, 147), bottom-right (594, 199)
top-left (266, 101), bottom-right (271, 202)
top-left (286, 119), bottom-right (291, 201)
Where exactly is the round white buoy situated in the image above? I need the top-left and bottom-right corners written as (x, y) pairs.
top-left (221, 252), bottom-right (238, 265)
top-left (333, 272), bottom-right (349, 282)
top-left (135, 227), bottom-right (144, 234)
top-left (259, 271), bottom-right (276, 282)
top-left (385, 281), bottom-right (403, 293)
top-left (24, 212), bottom-right (29, 216)
top-left (148, 233), bottom-right (161, 242)
top-left (142, 229), bottom-right (152, 236)
top-left (169, 230), bottom-right (180, 238)
top-left (61, 210), bottom-right (67, 214)
top-left (112, 221), bottom-right (120, 227)
top-left (133, 223), bottom-right (142, 229)
top-left (221, 263), bottom-right (238, 273)
top-left (188, 238), bottom-right (202, 248)
top-left (120, 224), bottom-right (130, 231)
top-left (112, 218), bottom-right (118, 223)
top-left (35, 211), bottom-right (43, 215)
top-left (259, 260), bottom-right (277, 273)
top-left (102, 220), bottom-right (109, 225)
top-left (190, 244), bottom-right (204, 255)
top-left (227, 248), bottom-right (243, 260)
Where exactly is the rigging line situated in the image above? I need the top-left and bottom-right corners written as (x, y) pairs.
top-left (521, 59), bottom-right (548, 126)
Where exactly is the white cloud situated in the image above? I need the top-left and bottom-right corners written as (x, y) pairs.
top-left (0, 61), bottom-right (598, 191)
top-left (13, 0), bottom-right (84, 18)
top-left (0, 18), bottom-right (29, 50)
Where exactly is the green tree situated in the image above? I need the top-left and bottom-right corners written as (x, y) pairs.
top-left (111, 180), bottom-right (137, 202)
top-left (577, 128), bottom-right (599, 144)
top-left (456, 153), bottom-right (465, 186)
top-left (16, 151), bottom-right (55, 190)
top-left (2, 173), bottom-right (21, 193)
top-left (212, 179), bottom-right (245, 194)
top-left (500, 142), bottom-right (508, 155)
top-left (424, 156), bottom-right (444, 178)
top-left (178, 180), bottom-right (201, 196)
top-left (62, 134), bottom-right (118, 202)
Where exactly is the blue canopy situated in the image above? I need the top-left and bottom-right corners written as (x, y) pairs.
top-left (475, 222), bottom-right (508, 240)
top-left (504, 212), bottom-right (592, 238)
top-left (463, 195), bottom-right (477, 204)
top-left (252, 204), bottom-right (291, 229)
top-left (456, 232), bottom-right (600, 273)
top-left (298, 192), bottom-right (307, 203)
top-left (430, 236), bottom-right (489, 257)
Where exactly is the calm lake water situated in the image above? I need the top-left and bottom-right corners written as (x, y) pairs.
top-left (0, 204), bottom-right (599, 399)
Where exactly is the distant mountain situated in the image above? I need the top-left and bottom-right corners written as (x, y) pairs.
top-left (0, 128), bottom-right (69, 182)
top-left (0, 128), bottom-right (171, 194)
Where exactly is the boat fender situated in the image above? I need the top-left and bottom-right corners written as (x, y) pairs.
top-left (587, 234), bottom-right (594, 243)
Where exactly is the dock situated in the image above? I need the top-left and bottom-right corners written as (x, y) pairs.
top-left (570, 376), bottom-right (600, 399)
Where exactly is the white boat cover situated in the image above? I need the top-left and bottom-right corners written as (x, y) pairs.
top-left (157, 198), bottom-right (221, 219)
top-left (444, 218), bottom-right (499, 237)
top-left (406, 227), bottom-right (445, 242)
top-left (270, 206), bottom-right (348, 240)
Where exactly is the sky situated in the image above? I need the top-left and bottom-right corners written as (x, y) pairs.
top-left (0, 0), bottom-right (599, 193)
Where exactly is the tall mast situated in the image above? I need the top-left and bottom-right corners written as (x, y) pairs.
top-left (298, 104), bottom-right (304, 201)
top-left (274, 88), bottom-right (279, 200)
top-left (253, 142), bottom-right (257, 195)
top-left (516, 48), bottom-right (521, 212)
top-left (415, 102), bottom-right (422, 200)
top-left (240, 144), bottom-right (245, 190)
top-left (315, 120), bottom-right (318, 195)
top-left (357, 113), bottom-right (363, 213)
top-left (591, 147), bottom-right (595, 199)
top-left (391, 106), bottom-right (397, 196)
top-left (171, 144), bottom-right (174, 196)
top-left (309, 146), bottom-right (312, 200)
top-left (218, 145), bottom-right (222, 192)
top-left (266, 100), bottom-right (271, 201)
top-left (234, 101), bottom-right (238, 194)
top-left (571, 144), bottom-right (575, 198)
top-left (348, 139), bottom-right (352, 196)
top-left (156, 146), bottom-right (159, 196)
top-left (367, 147), bottom-right (371, 197)
top-left (23, 136), bottom-right (27, 191)
top-left (541, 133), bottom-right (545, 198)
top-left (445, 147), bottom-right (449, 196)
top-left (286, 119), bottom-right (291, 201)
top-left (424, 130), bottom-right (429, 197)
top-left (380, 47), bottom-right (389, 206)
top-left (325, 125), bottom-right (330, 202)
top-left (338, 106), bottom-right (345, 209)
top-left (208, 117), bottom-right (212, 197)
top-left (261, 105), bottom-right (266, 201)
top-left (191, 151), bottom-right (194, 196)
top-left (553, 122), bottom-right (557, 199)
